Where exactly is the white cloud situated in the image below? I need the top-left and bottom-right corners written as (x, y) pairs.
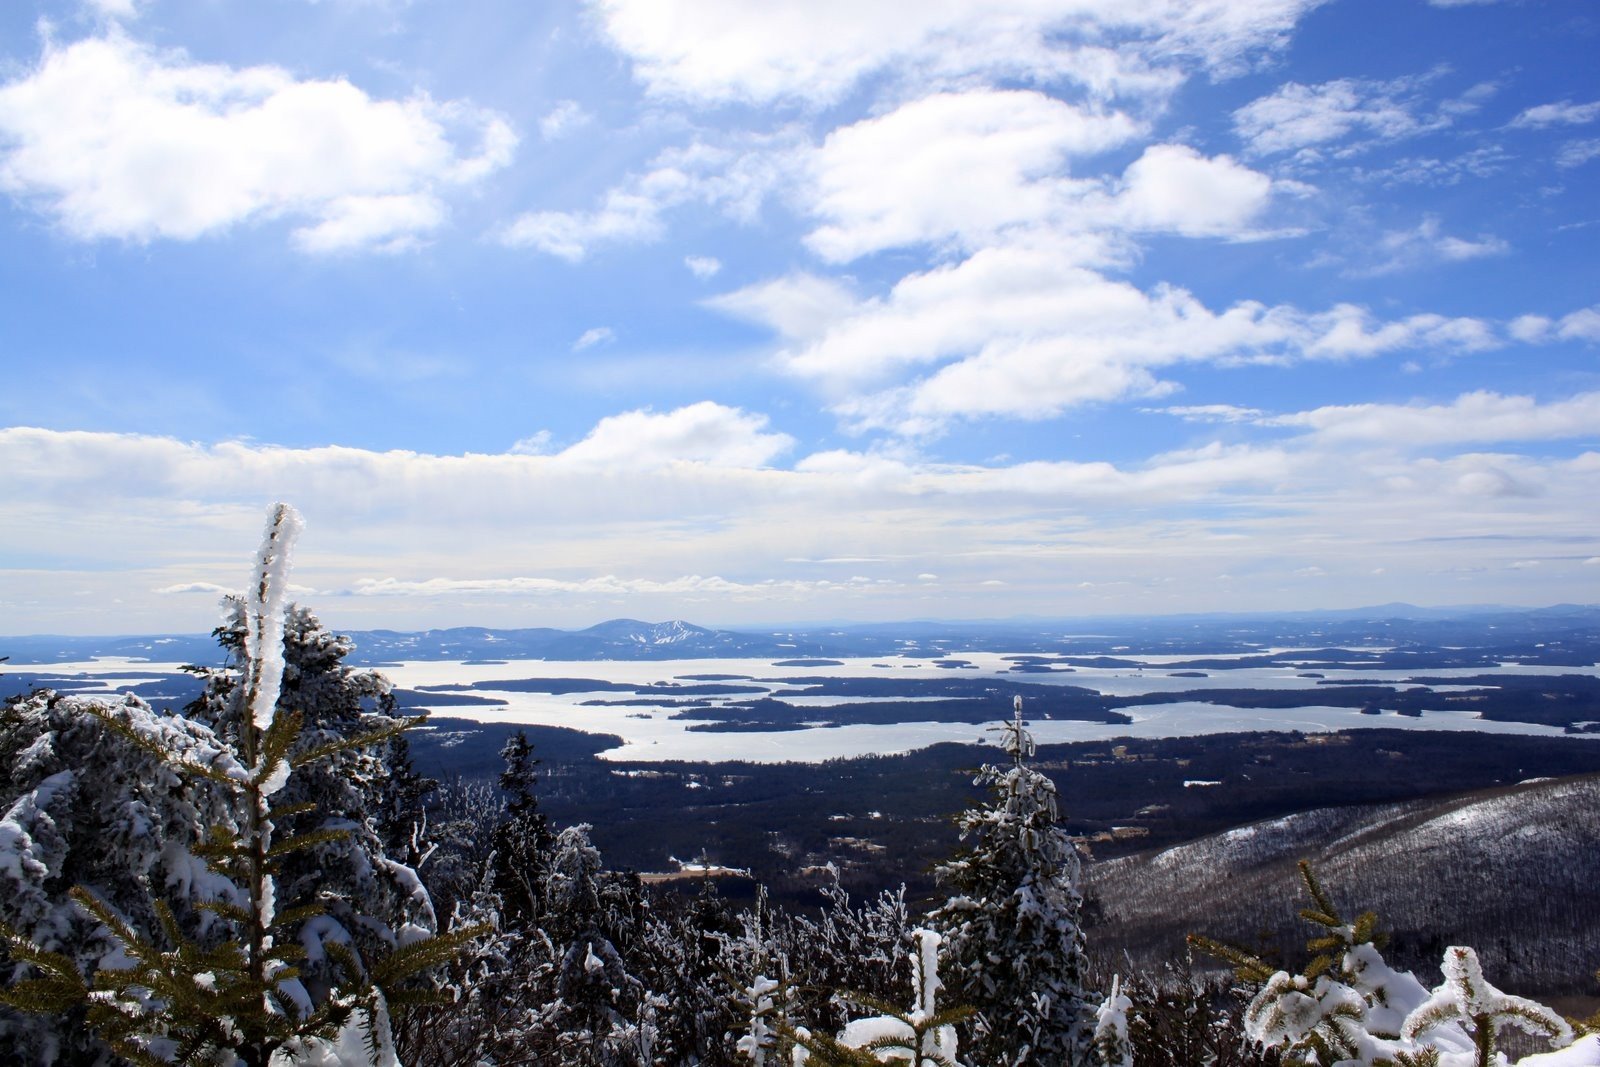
top-left (1347, 216), bottom-right (1509, 277)
top-left (155, 581), bottom-right (232, 595)
top-left (1232, 73), bottom-right (1458, 156)
top-left (0, 34), bottom-right (515, 251)
top-left (334, 572), bottom-right (916, 602)
top-left (684, 254), bottom-right (722, 278)
top-left (802, 89), bottom-right (1139, 261)
top-left (5, 421), bottom-right (1598, 630)
top-left (1557, 139), bottom-right (1600, 169)
top-left (1301, 303), bottom-right (1496, 357)
top-left (556, 401), bottom-right (795, 467)
top-left (1269, 391), bottom-right (1600, 446)
top-left (710, 242), bottom-right (1496, 433)
top-left (291, 193), bottom-right (445, 254)
top-left (1510, 100), bottom-right (1600, 128)
top-left (501, 136), bottom-right (791, 259)
top-left (1557, 307), bottom-right (1600, 342)
top-left (797, 94), bottom-right (1276, 262)
top-left (508, 430), bottom-right (552, 456)
top-left (84, 0), bottom-right (141, 17)
top-left (706, 272), bottom-right (861, 344)
top-left (1507, 314), bottom-right (1553, 343)
top-left (1161, 404), bottom-right (1264, 423)
top-left (1111, 144), bottom-right (1274, 237)
top-left (1360, 146), bottom-right (1509, 187)
top-left (572, 326), bottom-right (616, 351)
top-left (589, 0), bottom-right (1323, 106)
top-left (500, 174), bottom-right (679, 260)
top-left (539, 99), bottom-right (590, 139)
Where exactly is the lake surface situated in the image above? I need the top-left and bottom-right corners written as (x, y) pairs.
top-left (12, 651), bottom-right (1598, 764)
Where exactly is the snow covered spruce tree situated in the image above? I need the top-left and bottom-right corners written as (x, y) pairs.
top-left (928, 697), bottom-right (1095, 1066)
top-left (0, 504), bottom-right (474, 1066)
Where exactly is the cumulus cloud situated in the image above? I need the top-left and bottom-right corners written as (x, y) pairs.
top-left (1505, 306), bottom-right (1600, 345)
top-left (1556, 307), bottom-right (1600, 341)
top-left (797, 92), bottom-right (1276, 262)
top-left (801, 89), bottom-right (1140, 261)
top-left (710, 242), bottom-right (1498, 434)
top-left (555, 401), bottom-right (795, 467)
top-left (0, 33), bottom-right (515, 250)
top-left (1301, 303), bottom-right (1496, 356)
top-left (1111, 144), bottom-right (1274, 237)
top-left (588, 0), bottom-right (1322, 106)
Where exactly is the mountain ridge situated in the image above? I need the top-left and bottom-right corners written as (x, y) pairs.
top-left (2, 603), bottom-right (1597, 665)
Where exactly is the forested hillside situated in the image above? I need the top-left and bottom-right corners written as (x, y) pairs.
top-left (1089, 774), bottom-right (1600, 994)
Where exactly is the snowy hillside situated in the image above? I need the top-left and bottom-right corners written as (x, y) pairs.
top-left (1088, 773), bottom-right (1600, 994)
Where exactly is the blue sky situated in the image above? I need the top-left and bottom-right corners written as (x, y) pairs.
top-left (1, 0), bottom-right (1597, 634)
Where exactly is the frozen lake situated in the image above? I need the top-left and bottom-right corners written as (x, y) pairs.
top-left (12, 651), bottom-right (1597, 764)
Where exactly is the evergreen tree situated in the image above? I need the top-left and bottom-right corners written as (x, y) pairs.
top-left (487, 730), bottom-right (555, 928)
top-left (928, 697), bottom-right (1095, 1066)
top-left (0, 504), bottom-right (473, 1066)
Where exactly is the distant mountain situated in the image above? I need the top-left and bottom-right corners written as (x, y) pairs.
top-left (3, 603), bottom-right (1597, 665)
top-left (1085, 772), bottom-right (1600, 995)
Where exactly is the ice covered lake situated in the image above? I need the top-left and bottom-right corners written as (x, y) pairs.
top-left (12, 650), bottom-right (1599, 764)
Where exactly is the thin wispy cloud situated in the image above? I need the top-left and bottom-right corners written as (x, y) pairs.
top-left (572, 326), bottom-right (616, 351)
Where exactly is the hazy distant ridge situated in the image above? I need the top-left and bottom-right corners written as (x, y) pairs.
top-left (3, 603), bottom-right (1598, 666)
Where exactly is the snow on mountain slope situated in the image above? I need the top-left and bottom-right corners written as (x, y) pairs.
top-left (1087, 773), bottom-right (1600, 994)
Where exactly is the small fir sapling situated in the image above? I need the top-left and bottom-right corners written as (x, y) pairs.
top-left (929, 696), bottom-right (1095, 1066)
top-left (1193, 861), bottom-right (1595, 1067)
top-left (1093, 975), bottom-right (1135, 1067)
top-left (0, 504), bottom-right (477, 1066)
top-left (1401, 946), bottom-right (1572, 1067)
top-left (793, 928), bottom-right (971, 1067)
top-left (1193, 860), bottom-right (1469, 1065)
top-left (729, 887), bottom-right (806, 1067)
